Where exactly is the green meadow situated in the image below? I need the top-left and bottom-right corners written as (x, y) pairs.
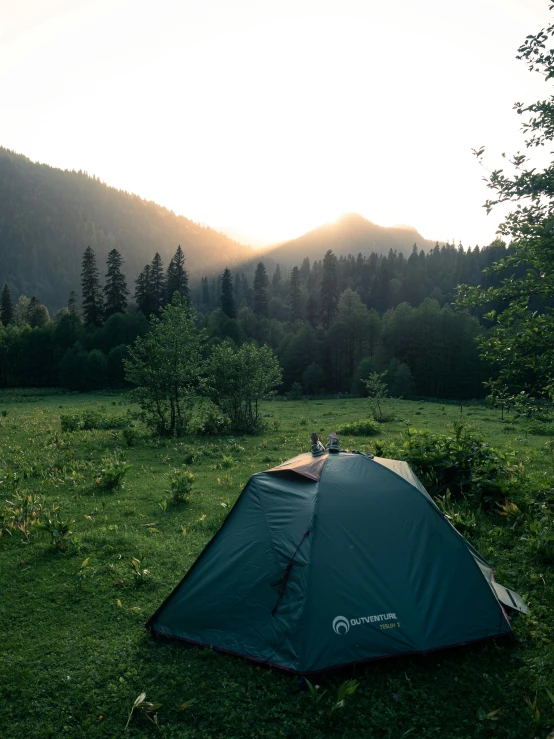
top-left (1, 390), bottom-right (553, 739)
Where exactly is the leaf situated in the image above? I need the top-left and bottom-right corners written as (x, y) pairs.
top-left (80, 557), bottom-right (91, 568)
top-left (133, 692), bottom-right (147, 709)
top-left (178, 698), bottom-right (197, 711)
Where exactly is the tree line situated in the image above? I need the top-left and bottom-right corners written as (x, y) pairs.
top-left (0, 238), bottom-right (497, 398)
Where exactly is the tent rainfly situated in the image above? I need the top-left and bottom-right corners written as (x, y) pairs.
top-left (146, 447), bottom-right (528, 673)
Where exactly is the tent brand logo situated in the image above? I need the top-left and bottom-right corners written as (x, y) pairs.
top-left (332, 616), bottom-right (350, 635)
top-left (332, 613), bottom-right (397, 635)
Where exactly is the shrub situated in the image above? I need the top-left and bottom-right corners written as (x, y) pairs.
top-left (0, 490), bottom-right (42, 541)
top-left (60, 411), bottom-right (129, 432)
top-left (525, 420), bottom-right (554, 436)
top-left (60, 414), bottom-right (80, 432)
top-left (95, 458), bottom-right (132, 490)
top-left (165, 467), bottom-right (195, 504)
top-left (207, 341), bottom-right (282, 433)
top-left (380, 422), bottom-right (522, 507)
top-left (336, 419), bottom-right (379, 436)
top-left (121, 426), bottom-right (141, 446)
top-left (287, 382), bottom-right (303, 400)
top-left (196, 402), bottom-right (230, 436)
top-left (35, 503), bottom-right (73, 551)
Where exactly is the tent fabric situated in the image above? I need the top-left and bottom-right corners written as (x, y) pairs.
top-left (147, 451), bottom-right (525, 673)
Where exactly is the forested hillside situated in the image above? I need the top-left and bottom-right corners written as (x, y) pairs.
top-left (0, 150), bottom-right (519, 401)
top-left (0, 148), bottom-right (253, 310)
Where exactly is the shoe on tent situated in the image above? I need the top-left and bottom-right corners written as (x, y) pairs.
top-left (146, 448), bottom-right (528, 674)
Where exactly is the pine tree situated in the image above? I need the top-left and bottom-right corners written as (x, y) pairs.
top-left (81, 246), bottom-right (103, 326)
top-left (103, 248), bottom-right (128, 318)
top-left (220, 268), bottom-right (236, 318)
top-left (320, 249), bottom-right (339, 328)
top-left (272, 264), bottom-right (282, 296)
top-left (289, 266), bottom-right (302, 321)
top-left (1, 283), bottom-right (13, 326)
top-left (67, 291), bottom-right (79, 314)
top-left (201, 277), bottom-right (210, 305)
top-left (306, 294), bottom-right (318, 328)
top-left (150, 253), bottom-right (166, 313)
top-left (166, 245), bottom-right (190, 304)
top-left (253, 262), bottom-right (269, 317)
top-left (135, 264), bottom-right (154, 316)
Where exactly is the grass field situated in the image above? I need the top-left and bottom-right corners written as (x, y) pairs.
top-left (1, 390), bottom-right (553, 738)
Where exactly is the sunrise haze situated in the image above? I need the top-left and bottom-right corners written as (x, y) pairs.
top-left (1, 0), bottom-right (551, 247)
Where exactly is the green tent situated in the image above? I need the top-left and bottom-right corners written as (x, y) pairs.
top-left (146, 450), bottom-right (527, 673)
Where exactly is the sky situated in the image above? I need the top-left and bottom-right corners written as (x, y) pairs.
top-left (1, 0), bottom-right (552, 248)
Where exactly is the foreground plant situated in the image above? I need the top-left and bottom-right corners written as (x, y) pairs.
top-left (125, 692), bottom-right (162, 731)
top-left (0, 490), bottom-right (42, 541)
top-left (304, 678), bottom-right (359, 713)
top-left (95, 458), bottom-right (131, 490)
top-left (165, 467), bottom-right (195, 504)
top-left (129, 551), bottom-right (150, 586)
top-left (35, 504), bottom-right (73, 551)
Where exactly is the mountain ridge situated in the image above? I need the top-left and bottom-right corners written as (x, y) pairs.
top-left (0, 148), bottom-right (438, 310)
top-left (0, 148), bottom-right (253, 309)
top-left (261, 212), bottom-right (438, 267)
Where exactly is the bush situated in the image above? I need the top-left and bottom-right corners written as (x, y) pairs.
top-left (207, 342), bottom-right (282, 433)
top-left (196, 402), bottom-right (230, 436)
top-left (380, 422), bottom-right (522, 507)
top-left (121, 426), bottom-right (142, 446)
top-left (165, 467), bottom-right (195, 504)
top-left (95, 458), bottom-right (132, 490)
top-left (60, 411), bottom-right (128, 432)
top-left (287, 382), bottom-right (303, 400)
top-left (336, 419), bottom-right (379, 436)
top-left (525, 420), bottom-right (554, 436)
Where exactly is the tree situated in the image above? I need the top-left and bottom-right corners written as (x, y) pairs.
top-left (253, 262), bottom-right (269, 317)
top-left (458, 15), bottom-right (554, 400)
top-left (1, 283), bottom-right (13, 326)
top-left (150, 252), bottom-right (166, 313)
top-left (351, 356), bottom-right (379, 395)
top-left (67, 291), bottom-right (79, 314)
top-left (321, 250), bottom-right (339, 328)
top-left (207, 341), bottom-right (282, 432)
top-left (84, 349), bottom-right (108, 390)
top-left (124, 294), bottom-right (205, 436)
top-left (271, 264), bottom-right (282, 296)
top-left (220, 267), bottom-right (236, 318)
top-left (201, 277), bottom-right (210, 306)
top-left (134, 264), bottom-right (154, 316)
top-left (166, 245), bottom-right (189, 304)
top-left (81, 246), bottom-right (103, 326)
top-left (306, 294), bottom-right (318, 328)
top-left (14, 295), bottom-right (30, 327)
top-left (103, 249), bottom-right (128, 318)
top-left (302, 362), bottom-right (325, 396)
top-left (363, 372), bottom-right (389, 423)
top-left (289, 266), bottom-right (302, 321)
top-left (26, 296), bottom-right (50, 327)
top-left (59, 342), bottom-right (88, 390)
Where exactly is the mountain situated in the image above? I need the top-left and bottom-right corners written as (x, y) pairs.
top-left (0, 148), bottom-right (253, 310)
top-left (262, 213), bottom-right (437, 267)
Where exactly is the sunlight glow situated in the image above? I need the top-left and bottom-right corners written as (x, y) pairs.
top-left (1, 0), bottom-right (552, 247)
